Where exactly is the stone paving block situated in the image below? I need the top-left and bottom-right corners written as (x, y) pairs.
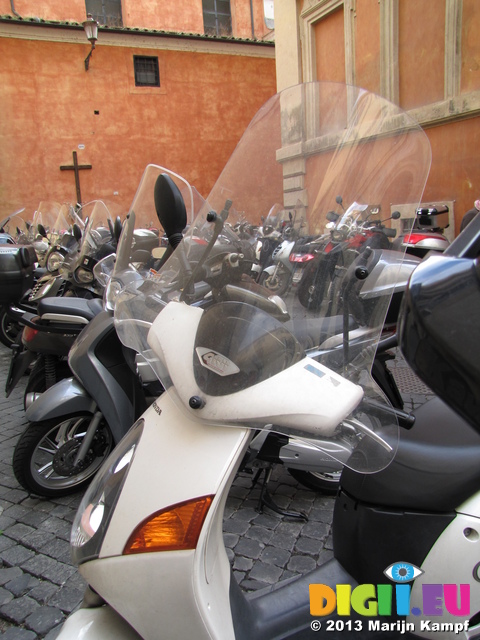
top-left (248, 560), bottom-right (283, 584)
top-left (0, 567), bottom-right (23, 586)
top-left (21, 555), bottom-right (76, 586)
top-left (28, 581), bottom-right (59, 605)
top-left (222, 518), bottom-right (250, 535)
top-left (301, 521), bottom-right (330, 540)
top-left (0, 544), bottom-right (36, 567)
top-left (62, 572), bottom-right (86, 592)
top-left (295, 535), bottom-right (325, 555)
top-left (251, 512), bottom-right (281, 529)
top-left (38, 518), bottom-right (72, 542)
top-left (39, 538), bottom-right (72, 564)
top-left (48, 586), bottom-right (85, 613)
top-left (234, 537), bottom-right (264, 559)
top-left (21, 529), bottom-right (57, 553)
top-left (244, 525), bottom-right (274, 545)
top-left (25, 605), bottom-right (64, 636)
top-left (268, 531), bottom-right (297, 551)
top-left (0, 627), bottom-right (37, 639)
top-left (0, 585), bottom-right (15, 606)
top-left (0, 595), bottom-right (40, 624)
top-left (3, 523), bottom-right (36, 543)
top-left (287, 554), bottom-right (317, 574)
top-left (5, 574), bottom-right (39, 598)
top-left (223, 533), bottom-right (239, 549)
top-left (233, 555), bottom-right (253, 572)
top-left (259, 545), bottom-right (291, 568)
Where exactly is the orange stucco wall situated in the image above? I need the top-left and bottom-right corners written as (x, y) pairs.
top-left (355, 0), bottom-right (380, 95)
top-left (398, 0), bottom-right (445, 110)
top-left (314, 6), bottom-right (345, 83)
top-left (0, 34), bottom-right (276, 224)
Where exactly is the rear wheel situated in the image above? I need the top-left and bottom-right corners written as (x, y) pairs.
top-left (288, 468), bottom-right (341, 495)
top-left (13, 412), bottom-right (113, 497)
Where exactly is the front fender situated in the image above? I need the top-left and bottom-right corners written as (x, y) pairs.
top-left (25, 377), bottom-right (97, 422)
top-left (262, 264), bottom-right (276, 276)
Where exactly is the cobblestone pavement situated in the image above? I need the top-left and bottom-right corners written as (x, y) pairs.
top-left (0, 343), bottom-right (434, 639)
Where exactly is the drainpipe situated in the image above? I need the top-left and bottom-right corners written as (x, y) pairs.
top-left (250, 0), bottom-right (255, 39)
top-left (10, 0), bottom-right (21, 18)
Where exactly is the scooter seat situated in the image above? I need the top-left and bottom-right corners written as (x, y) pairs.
top-left (341, 397), bottom-right (480, 511)
top-left (37, 296), bottom-right (104, 321)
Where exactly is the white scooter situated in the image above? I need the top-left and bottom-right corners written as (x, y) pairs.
top-left (57, 83), bottom-right (480, 640)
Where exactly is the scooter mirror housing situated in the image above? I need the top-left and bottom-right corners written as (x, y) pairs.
top-left (37, 224), bottom-right (48, 238)
top-left (154, 173), bottom-right (187, 249)
top-left (73, 224), bottom-right (82, 242)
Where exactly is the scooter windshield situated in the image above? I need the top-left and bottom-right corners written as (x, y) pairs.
top-left (114, 82), bottom-right (431, 474)
top-left (59, 200), bottom-right (117, 282)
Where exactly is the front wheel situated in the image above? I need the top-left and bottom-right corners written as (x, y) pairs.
top-left (13, 413), bottom-right (113, 497)
top-left (259, 264), bottom-right (291, 296)
top-left (0, 307), bottom-right (22, 348)
top-left (287, 467), bottom-right (341, 495)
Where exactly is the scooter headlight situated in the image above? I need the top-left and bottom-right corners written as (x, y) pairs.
top-left (71, 419), bottom-right (144, 565)
top-left (46, 250), bottom-right (65, 273)
top-left (74, 266), bottom-right (94, 284)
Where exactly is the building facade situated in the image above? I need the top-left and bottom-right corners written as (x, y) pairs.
top-left (0, 0), bottom-right (276, 222)
top-left (274, 0), bottom-right (480, 236)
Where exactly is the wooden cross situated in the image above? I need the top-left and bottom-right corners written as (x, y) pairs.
top-left (60, 151), bottom-right (92, 205)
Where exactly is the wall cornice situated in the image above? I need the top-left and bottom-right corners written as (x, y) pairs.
top-left (0, 18), bottom-right (275, 58)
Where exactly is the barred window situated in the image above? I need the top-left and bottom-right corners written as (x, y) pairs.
top-left (134, 56), bottom-right (160, 87)
top-left (85, 0), bottom-right (123, 27)
top-left (203, 0), bottom-right (232, 37)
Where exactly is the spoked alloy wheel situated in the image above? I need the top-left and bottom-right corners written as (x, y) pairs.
top-left (288, 467), bottom-right (342, 495)
top-left (13, 412), bottom-right (113, 497)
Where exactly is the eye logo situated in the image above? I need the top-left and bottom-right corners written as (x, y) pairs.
top-left (384, 562), bottom-right (424, 583)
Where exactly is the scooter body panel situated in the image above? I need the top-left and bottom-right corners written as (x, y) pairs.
top-left (77, 393), bottom-right (251, 640)
top-left (57, 605), bottom-right (142, 639)
top-left (408, 508), bottom-right (480, 637)
top-left (67, 310), bottom-right (138, 442)
top-left (25, 376), bottom-right (97, 421)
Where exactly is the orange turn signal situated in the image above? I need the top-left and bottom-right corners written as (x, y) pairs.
top-left (123, 495), bottom-right (213, 555)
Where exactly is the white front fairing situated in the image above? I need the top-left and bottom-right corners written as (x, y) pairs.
top-left (148, 301), bottom-right (364, 436)
top-left (408, 494), bottom-right (480, 639)
top-left (79, 392), bottom-right (250, 640)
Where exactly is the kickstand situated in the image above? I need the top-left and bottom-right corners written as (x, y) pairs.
top-left (252, 466), bottom-right (308, 522)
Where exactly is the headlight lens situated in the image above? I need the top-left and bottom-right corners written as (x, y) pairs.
top-left (75, 266), bottom-right (94, 284)
top-left (47, 251), bottom-right (65, 272)
top-left (105, 277), bottom-right (123, 311)
top-left (71, 419), bottom-right (144, 565)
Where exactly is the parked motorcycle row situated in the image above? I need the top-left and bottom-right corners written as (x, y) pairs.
top-left (1, 81), bottom-right (479, 639)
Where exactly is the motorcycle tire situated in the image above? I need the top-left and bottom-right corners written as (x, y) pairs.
top-left (297, 258), bottom-right (329, 311)
top-left (287, 467), bottom-right (341, 495)
top-left (259, 264), bottom-right (291, 297)
top-left (12, 412), bottom-right (113, 498)
top-left (24, 357), bottom-right (72, 411)
top-left (0, 307), bottom-right (22, 349)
